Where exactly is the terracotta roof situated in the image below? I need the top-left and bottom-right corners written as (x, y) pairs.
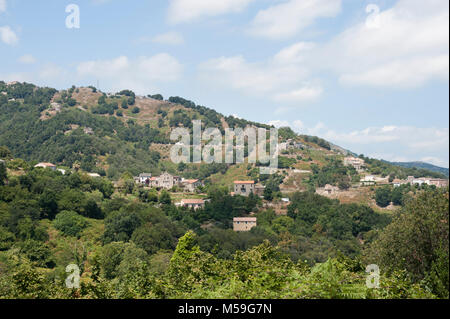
top-left (233, 217), bottom-right (257, 222)
top-left (234, 181), bottom-right (255, 184)
top-left (181, 199), bottom-right (205, 204)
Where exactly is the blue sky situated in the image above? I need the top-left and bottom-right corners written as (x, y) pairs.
top-left (1, 0), bottom-right (448, 167)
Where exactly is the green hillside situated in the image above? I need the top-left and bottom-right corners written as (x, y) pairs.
top-left (0, 81), bottom-right (448, 299)
top-left (1, 81), bottom-right (445, 183)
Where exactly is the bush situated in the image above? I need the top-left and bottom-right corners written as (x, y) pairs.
top-left (132, 107), bottom-right (140, 114)
top-left (149, 94), bottom-right (163, 100)
top-left (375, 186), bottom-right (392, 207)
top-left (53, 211), bottom-right (88, 237)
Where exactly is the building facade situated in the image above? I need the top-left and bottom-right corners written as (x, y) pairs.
top-left (343, 157), bottom-right (365, 171)
top-left (234, 181), bottom-right (255, 196)
top-left (180, 199), bottom-right (205, 210)
top-left (157, 172), bottom-right (182, 189)
top-left (233, 217), bottom-right (257, 232)
top-left (182, 179), bottom-right (202, 192)
top-left (138, 173), bottom-right (152, 185)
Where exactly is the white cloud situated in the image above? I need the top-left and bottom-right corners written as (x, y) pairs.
top-left (151, 32), bottom-right (184, 45)
top-left (339, 55), bottom-right (449, 88)
top-left (0, 64), bottom-right (68, 85)
top-left (268, 120), bottom-right (290, 128)
top-left (18, 54), bottom-right (36, 64)
top-left (76, 54), bottom-right (183, 94)
top-left (314, 0), bottom-right (449, 88)
top-left (0, 72), bottom-right (30, 83)
top-left (0, 26), bottom-right (18, 45)
top-left (0, 0), bottom-right (6, 13)
top-left (273, 85), bottom-right (323, 103)
top-left (291, 121), bottom-right (449, 167)
top-left (199, 41), bottom-right (321, 105)
top-left (168, 0), bottom-right (255, 24)
top-left (268, 120), bottom-right (449, 166)
top-left (39, 64), bottom-right (66, 80)
top-left (248, 0), bottom-right (341, 39)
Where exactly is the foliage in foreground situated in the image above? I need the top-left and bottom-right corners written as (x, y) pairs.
top-left (0, 231), bottom-right (437, 299)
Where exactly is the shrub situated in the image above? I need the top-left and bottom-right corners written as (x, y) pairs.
top-left (53, 211), bottom-right (88, 237)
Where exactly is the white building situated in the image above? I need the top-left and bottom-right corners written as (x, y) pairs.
top-left (360, 175), bottom-right (375, 186)
top-left (137, 173), bottom-right (152, 184)
top-left (34, 162), bottom-right (56, 170)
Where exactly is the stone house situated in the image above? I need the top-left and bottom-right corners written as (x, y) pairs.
top-left (428, 178), bottom-right (449, 188)
top-left (316, 184), bottom-right (339, 196)
top-left (180, 199), bottom-right (205, 210)
top-left (343, 156), bottom-right (365, 171)
top-left (233, 217), bottom-right (257, 232)
top-left (158, 172), bottom-right (181, 189)
top-left (182, 179), bottom-right (202, 192)
top-left (233, 181), bottom-right (255, 197)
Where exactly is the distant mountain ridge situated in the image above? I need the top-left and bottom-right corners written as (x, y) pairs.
top-left (383, 161), bottom-right (449, 177)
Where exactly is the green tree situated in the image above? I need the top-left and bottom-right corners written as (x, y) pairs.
top-left (159, 190), bottom-right (172, 205)
top-left (0, 161), bottom-right (7, 186)
top-left (53, 210), bottom-right (88, 237)
top-left (375, 186), bottom-right (392, 207)
top-left (366, 189), bottom-right (449, 298)
top-left (0, 146), bottom-right (12, 159)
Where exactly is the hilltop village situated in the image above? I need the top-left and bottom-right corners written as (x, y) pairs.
top-left (28, 148), bottom-right (448, 234)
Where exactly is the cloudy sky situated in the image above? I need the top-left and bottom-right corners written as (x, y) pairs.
top-left (0, 0), bottom-right (448, 167)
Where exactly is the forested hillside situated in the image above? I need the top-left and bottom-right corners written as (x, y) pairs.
top-left (0, 161), bottom-right (447, 298)
top-left (1, 81), bottom-right (445, 182)
top-left (0, 81), bottom-right (448, 299)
